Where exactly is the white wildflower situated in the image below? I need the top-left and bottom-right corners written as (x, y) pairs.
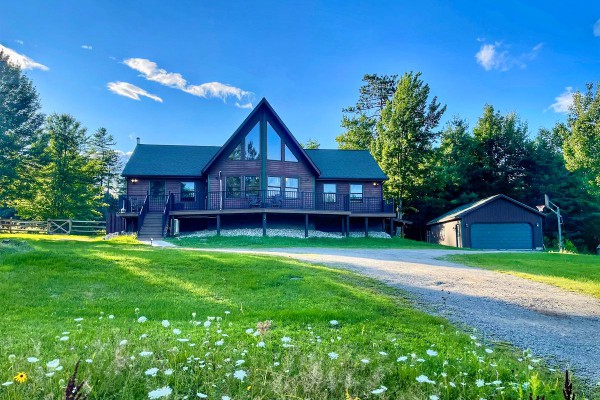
top-left (379, 351), bottom-right (388, 356)
top-left (397, 356), bottom-right (408, 362)
top-left (233, 369), bottom-right (247, 381)
top-left (281, 336), bottom-right (291, 343)
top-left (47, 359), bottom-right (60, 369)
top-left (59, 336), bottom-right (69, 341)
top-left (430, 396), bottom-right (439, 400)
top-left (416, 375), bottom-right (435, 384)
top-left (235, 359), bottom-right (245, 366)
top-left (85, 359), bottom-right (92, 363)
top-left (145, 367), bottom-right (159, 377)
top-left (74, 318), bottom-right (84, 322)
top-left (330, 320), bottom-right (339, 326)
top-left (164, 369), bottom-right (173, 376)
top-left (173, 329), bottom-right (182, 335)
top-left (27, 357), bottom-right (39, 363)
top-left (109, 314), bottom-right (114, 319)
top-left (426, 349), bottom-right (438, 357)
top-left (148, 386), bottom-right (172, 399)
top-left (139, 351), bottom-right (153, 357)
top-left (328, 352), bottom-right (339, 359)
top-left (257, 341), bottom-right (265, 348)
top-left (162, 320), bottom-right (170, 328)
top-left (371, 385), bottom-right (387, 394)
top-left (197, 393), bottom-right (208, 398)
top-left (45, 372), bottom-right (55, 377)
top-left (245, 328), bottom-right (254, 334)
top-left (119, 339), bottom-right (128, 346)
top-left (203, 320), bottom-right (211, 328)
top-left (215, 340), bottom-right (224, 346)
top-left (2, 381), bottom-right (13, 386)
top-left (360, 359), bottom-right (370, 364)
top-left (138, 316), bottom-right (148, 323)
top-left (485, 348), bottom-right (493, 354)
top-left (476, 379), bottom-right (485, 387)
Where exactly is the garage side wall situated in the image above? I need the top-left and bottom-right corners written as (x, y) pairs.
top-left (428, 220), bottom-right (461, 247)
top-left (461, 198), bottom-right (543, 249)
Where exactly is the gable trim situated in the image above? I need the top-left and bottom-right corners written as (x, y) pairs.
top-left (201, 98), bottom-right (321, 175)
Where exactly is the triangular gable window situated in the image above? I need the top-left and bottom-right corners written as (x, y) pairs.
top-left (226, 122), bottom-right (260, 161)
top-left (267, 121), bottom-right (282, 161)
top-left (284, 144), bottom-right (297, 162)
top-left (245, 123), bottom-right (260, 160)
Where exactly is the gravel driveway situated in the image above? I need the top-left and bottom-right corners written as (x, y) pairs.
top-left (194, 247), bottom-right (600, 383)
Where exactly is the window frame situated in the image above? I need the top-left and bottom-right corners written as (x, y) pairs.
top-left (350, 183), bottom-right (363, 202)
top-left (267, 121), bottom-right (282, 161)
top-left (284, 144), bottom-right (298, 162)
top-left (267, 176), bottom-right (282, 195)
top-left (180, 181), bottom-right (196, 201)
top-left (225, 176), bottom-right (242, 198)
top-left (285, 177), bottom-right (299, 198)
top-left (244, 176), bottom-right (260, 196)
top-left (323, 183), bottom-right (336, 203)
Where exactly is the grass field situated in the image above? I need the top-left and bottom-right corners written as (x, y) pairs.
top-left (0, 235), bottom-right (586, 399)
top-left (446, 252), bottom-right (600, 299)
top-left (170, 234), bottom-right (449, 249)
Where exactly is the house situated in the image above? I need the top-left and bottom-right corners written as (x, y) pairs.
top-left (119, 98), bottom-right (394, 239)
top-left (426, 194), bottom-right (544, 250)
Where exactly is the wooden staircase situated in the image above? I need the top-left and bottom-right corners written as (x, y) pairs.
top-left (138, 212), bottom-right (163, 240)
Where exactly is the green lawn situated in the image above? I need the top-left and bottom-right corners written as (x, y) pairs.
top-left (446, 252), bottom-right (600, 299)
top-left (0, 235), bottom-right (584, 399)
top-left (170, 234), bottom-right (449, 249)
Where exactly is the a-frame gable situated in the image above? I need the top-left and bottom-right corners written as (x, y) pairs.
top-left (202, 98), bottom-right (321, 175)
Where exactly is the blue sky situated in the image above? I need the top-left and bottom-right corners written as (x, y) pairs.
top-left (1, 1), bottom-right (599, 154)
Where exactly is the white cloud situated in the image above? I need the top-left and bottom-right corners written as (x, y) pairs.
top-left (594, 19), bottom-right (600, 36)
top-left (0, 44), bottom-right (48, 71)
top-left (107, 81), bottom-right (163, 102)
top-left (547, 87), bottom-right (574, 113)
top-left (81, 45), bottom-right (93, 50)
top-left (15, 40), bottom-right (24, 45)
top-left (122, 57), bottom-right (253, 105)
top-left (475, 41), bottom-right (543, 71)
top-left (235, 101), bottom-right (253, 109)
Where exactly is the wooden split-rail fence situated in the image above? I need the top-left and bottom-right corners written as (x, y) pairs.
top-left (0, 218), bottom-right (106, 235)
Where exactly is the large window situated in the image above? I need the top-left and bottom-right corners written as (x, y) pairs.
top-left (244, 176), bottom-right (260, 195)
top-left (149, 180), bottom-right (165, 197)
top-left (245, 123), bottom-right (260, 160)
top-left (267, 122), bottom-right (282, 161)
top-left (268, 176), bottom-right (281, 194)
top-left (323, 183), bottom-right (336, 203)
top-left (181, 182), bottom-right (195, 201)
top-left (350, 184), bottom-right (363, 202)
top-left (227, 143), bottom-right (242, 160)
top-left (284, 145), bottom-right (297, 162)
top-left (285, 177), bottom-right (299, 198)
top-left (226, 176), bottom-right (242, 198)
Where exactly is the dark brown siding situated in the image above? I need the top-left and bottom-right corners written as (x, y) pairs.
top-left (315, 181), bottom-right (383, 197)
top-left (127, 179), bottom-right (206, 197)
top-left (462, 198), bottom-right (543, 249)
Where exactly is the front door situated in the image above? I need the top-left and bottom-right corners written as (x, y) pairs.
top-left (149, 181), bottom-right (166, 211)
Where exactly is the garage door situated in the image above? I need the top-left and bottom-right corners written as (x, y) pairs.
top-left (470, 223), bottom-right (532, 250)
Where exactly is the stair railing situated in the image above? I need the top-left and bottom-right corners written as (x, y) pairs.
top-left (137, 195), bottom-right (149, 236)
top-left (162, 193), bottom-right (173, 237)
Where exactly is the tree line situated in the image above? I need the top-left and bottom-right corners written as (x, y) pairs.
top-left (0, 51), bottom-right (122, 220)
top-left (337, 73), bottom-right (600, 252)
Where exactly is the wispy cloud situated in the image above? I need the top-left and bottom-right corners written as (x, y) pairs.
top-left (475, 41), bottom-right (543, 71)
top-left (15, 40), bottom-right (23, 45)
top-left (123, 57), bottom-right (253, 105)
top-left (594, 19), bottom-right (600, 37)
top-left (235, 101), bottom-right (253, 109)
top-left (0, 44), bottom-right (48, 71)
top-left (81, 45), bottom-right (93, 50)
top-left (547, 87), bottom-right (574, 113)
top-left (107, 81), bottom-right (163, 102)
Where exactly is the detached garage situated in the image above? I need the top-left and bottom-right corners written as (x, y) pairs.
top-left (427, 194), bottom-right (544, 250)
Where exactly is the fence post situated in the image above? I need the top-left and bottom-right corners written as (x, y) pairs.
top-left (9, 217), bottom-right (12, 234)
top-left (68, 220), bottom-right (72, 235)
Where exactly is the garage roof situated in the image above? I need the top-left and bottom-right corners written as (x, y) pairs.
top-left (427, 194), bottom-right (544, 225)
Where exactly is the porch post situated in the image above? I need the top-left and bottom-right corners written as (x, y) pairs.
top-left (346, 216), bottom-right (350, 237)
top-left (304, 214), bottom-right (308, 238)
top-left (341, 216), bottom-right (345, 236)
top-left (364, 217), bottom-right (368, 238)
top-left (262, 212), bottom-right (267, 237)
top-left (216, 214), bottom-right (221, 236)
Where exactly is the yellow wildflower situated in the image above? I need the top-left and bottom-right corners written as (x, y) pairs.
top-left (14, 372), bottom-right (27, 383)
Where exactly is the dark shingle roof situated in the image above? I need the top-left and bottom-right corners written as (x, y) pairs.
top-left (305, 149), bottom-right (388, 180)
top-left (122, 144), bottom-right (220, 177)
top-left (427, 194), bottom-right (544, 225)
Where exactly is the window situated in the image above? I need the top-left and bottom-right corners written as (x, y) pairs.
top-left (323, 183), bottom-right (336, 203)
top-left (284, 145), bottom-right (297, 162)
top-left (181, 182), bottom-right (195, 201)
top-left (350, 184), bottom-right (363, 202)
top-left (227, 143), bottom-right (242, 160)
top-left (244, 176), bottom-right (260, 195)
top-left (226, 176), bottom-right (242, 198)
top-left (267, 122), bottom-right (282, 160)
top-left (268, 176), bottom-right (281, 194)
top-left (245, 123), bottom-right (260, 160)
top-left (285, 177), bottom-right (299, 198)
top-left (149, 181), bottom-right (165, 197)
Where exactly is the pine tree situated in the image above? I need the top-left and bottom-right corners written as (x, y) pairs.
top-left (0, 50), bottom-right (45, 215)
top-left (374, 72), bottom-right (446, 217)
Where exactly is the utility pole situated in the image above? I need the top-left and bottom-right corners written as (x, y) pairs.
top-left (543, 194), bottom-right (563, 252)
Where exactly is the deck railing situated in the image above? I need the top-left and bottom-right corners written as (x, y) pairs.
top-left (137, 195), bottom-right (149, 235)
top-left (119, 191), bottom-right (394, 215)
